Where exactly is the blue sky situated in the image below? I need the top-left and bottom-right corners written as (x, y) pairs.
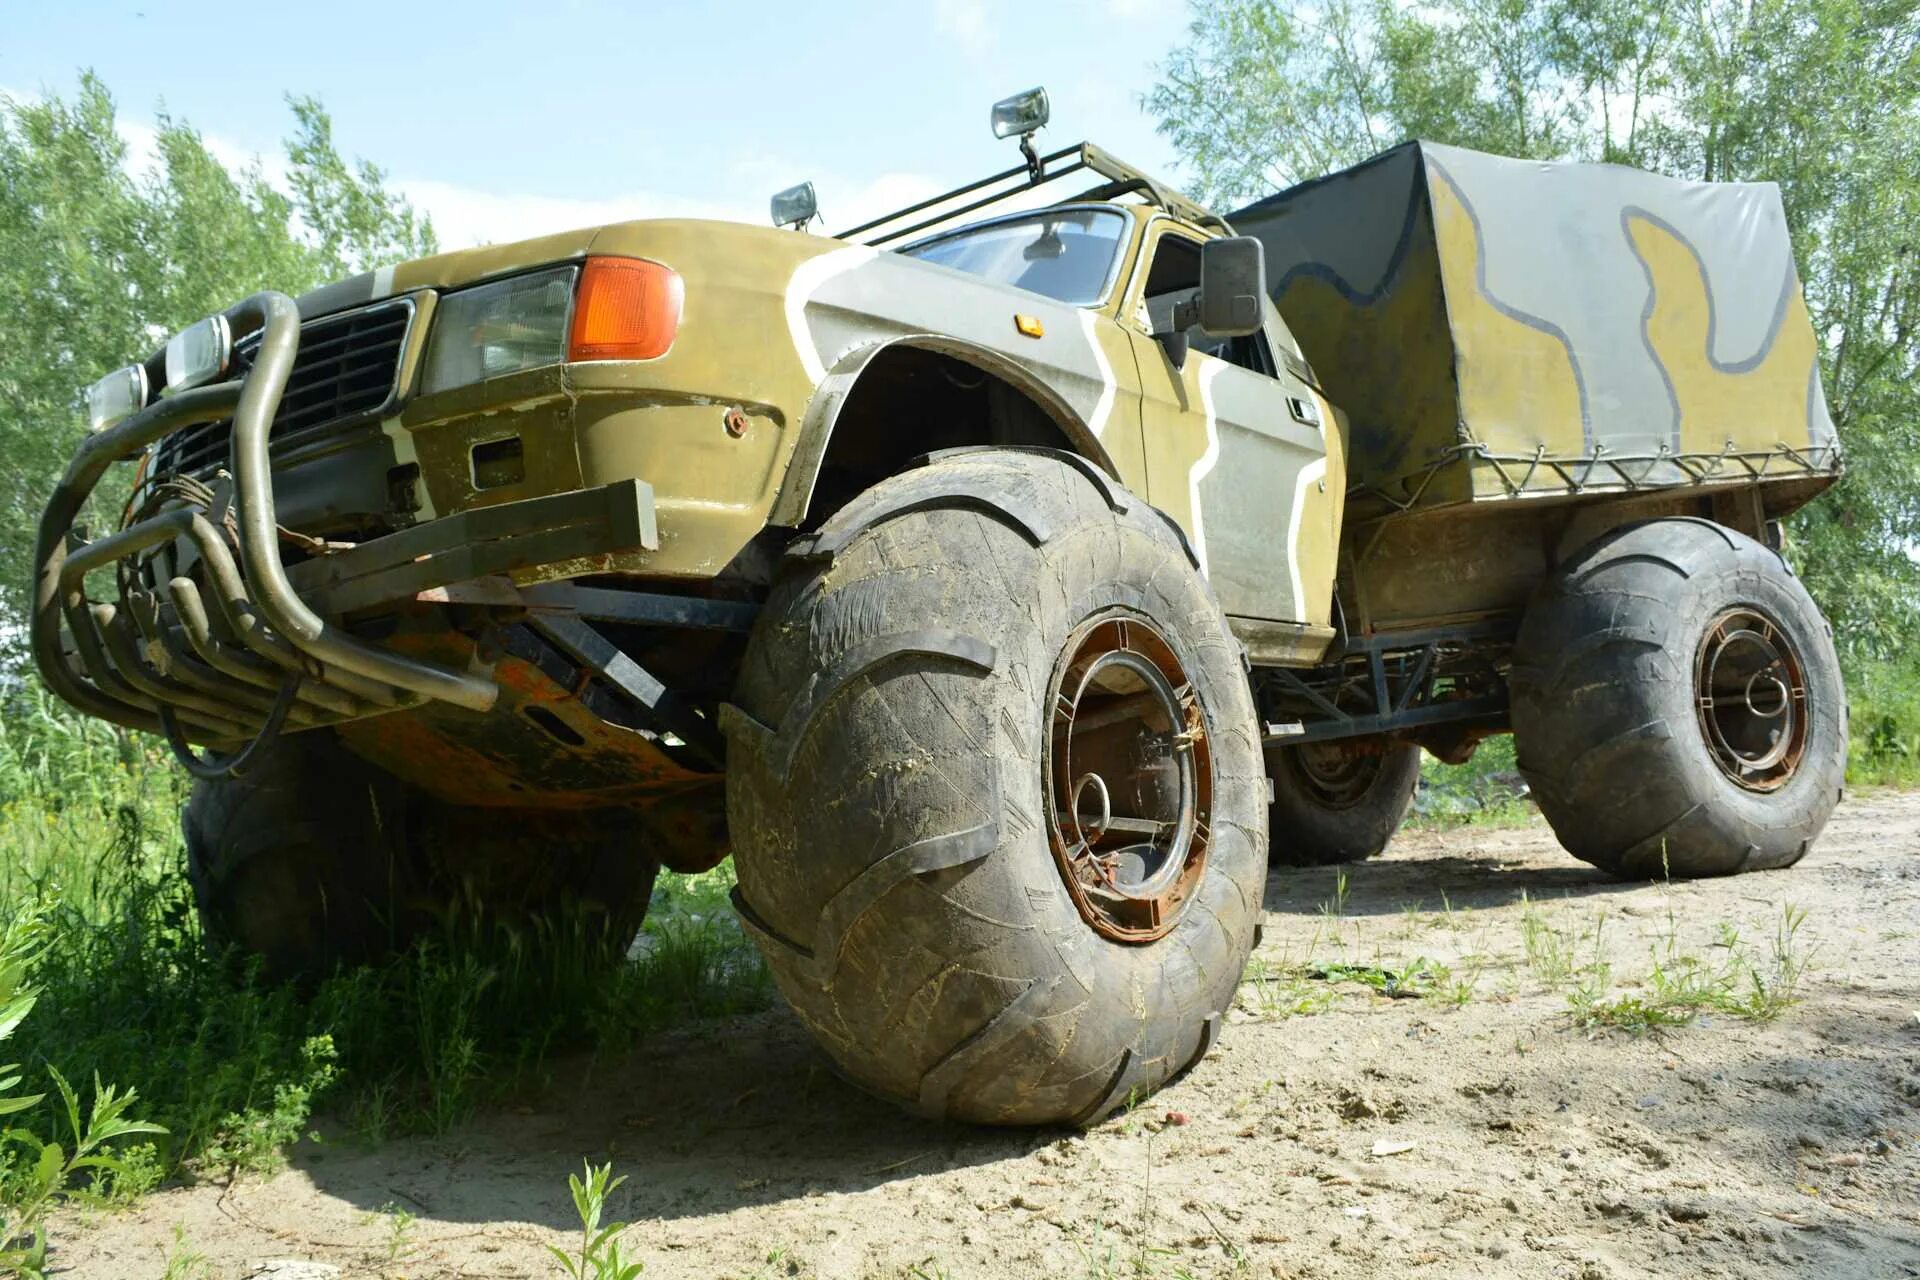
top-left (3, 0), bottom-right (1195, 249)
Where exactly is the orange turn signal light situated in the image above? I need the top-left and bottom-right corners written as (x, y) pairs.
top-left (569, 256), bottom-right (683, 362)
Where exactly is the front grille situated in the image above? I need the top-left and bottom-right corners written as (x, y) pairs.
top-left (155, 299), bottom-right (414, 477)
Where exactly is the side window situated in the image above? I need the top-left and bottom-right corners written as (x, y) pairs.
top-left (1138, 234), bottom-right (1277, 377)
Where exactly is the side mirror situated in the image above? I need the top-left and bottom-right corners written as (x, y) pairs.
top-left (1195, 236), bottom-right (1266, 337)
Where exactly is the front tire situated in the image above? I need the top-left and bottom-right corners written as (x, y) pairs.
top-left (725, 450), bottom-right (1267, 1126)
top-left (1266, 738), bottom-right (1421, 865)
top-left (1510, 518), bottom-right (1846, 878)
top-left (184, 733), bottom-right (660, 980)
top-left (183, 731), bottom-right (423, 981)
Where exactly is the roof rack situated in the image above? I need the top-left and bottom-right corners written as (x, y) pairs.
top-left (835, 141), bottom-right (1231, 247)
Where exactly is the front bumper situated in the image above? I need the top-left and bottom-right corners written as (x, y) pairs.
top-left (33, 290), bottom-right (658, 754)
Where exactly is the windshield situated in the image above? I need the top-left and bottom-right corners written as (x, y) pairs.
top-left (902, 209), bottom-right (1128, 307)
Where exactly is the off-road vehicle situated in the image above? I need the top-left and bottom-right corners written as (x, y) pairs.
top-left (35, 88), bottom-right (1846, 1126)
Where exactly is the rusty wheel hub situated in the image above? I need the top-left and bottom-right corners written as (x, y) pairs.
top-left (1693, 605), bottom-right (1809, 792)
top-left (1292, 741), bottom-right (1384, 808)
top-left (1044, 612), bottom-right (1212, 943)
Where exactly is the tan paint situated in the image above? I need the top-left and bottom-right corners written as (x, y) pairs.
top-left (1427, 166), bottom-right (1586, 462)
top-left (1624, 213), bottom-right (1823, 456)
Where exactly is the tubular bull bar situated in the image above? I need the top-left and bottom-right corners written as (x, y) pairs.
top-left (33, 291), bottom-right (505, 768)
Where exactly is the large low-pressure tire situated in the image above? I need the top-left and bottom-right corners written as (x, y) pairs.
top-left (1266, 738), bottom-right (1421, 866)
top-left (1510, 518), bottom-right (1846, 879)
top-left (419, 805), bottom-right (661, 953)
top-left (184, 733), bottom-right (659, 980)
top-left (183, 731), bottom-right (424, 981)
top-left (725, 450), bottom-right (1268, 1127)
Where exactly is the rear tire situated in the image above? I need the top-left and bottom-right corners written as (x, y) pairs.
top-left (1266, 739), bottom-right (1421, 865)
top-left (726, 450), bottom-right (1267, 1126)
top-left (1510, 518), bottom-right (1846, 878)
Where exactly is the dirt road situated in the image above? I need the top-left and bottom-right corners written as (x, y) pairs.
top-left (57, 790), bottom-right (1920, 1279)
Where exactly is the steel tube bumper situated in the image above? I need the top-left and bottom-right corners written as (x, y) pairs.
top-left (32, 290), bottom-right (499, 745)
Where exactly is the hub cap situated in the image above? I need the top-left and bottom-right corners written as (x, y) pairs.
top-left (1693, 606), bottom-right (1809, 792)
top-left (1045, 613), bottom-right (1212, 943)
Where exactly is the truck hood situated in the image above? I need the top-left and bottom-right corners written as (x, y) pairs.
top-left (293, 218), bottom-right (786, 319)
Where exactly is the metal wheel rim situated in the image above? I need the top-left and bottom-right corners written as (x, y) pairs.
top-left (1291, 742), bottom-right (1385, 810)
top-left (1693, 605), bottom-right (1809, 793)
top-left (1044, 611), bottom-right (1212, 944)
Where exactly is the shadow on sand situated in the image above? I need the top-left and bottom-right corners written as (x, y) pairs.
top-left (282, 824), bottom-right (1652, 1233)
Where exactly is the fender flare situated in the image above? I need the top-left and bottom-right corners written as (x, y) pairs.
top-left (767, 334), bottom-right (1121, 528)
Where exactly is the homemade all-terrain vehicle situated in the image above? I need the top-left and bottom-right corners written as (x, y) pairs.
top-left (35, 87), bottom-right (1846, 1126)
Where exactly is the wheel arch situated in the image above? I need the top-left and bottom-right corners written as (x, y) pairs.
top-left (768, 336), bottom-right (1122, 529)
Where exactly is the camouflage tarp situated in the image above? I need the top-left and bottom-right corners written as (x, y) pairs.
top-left (1231, 142), bottom-right (1839, 510)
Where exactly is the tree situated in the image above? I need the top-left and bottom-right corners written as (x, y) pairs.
top-left (0, 73), bottom-right (434, 665)
top-left (1146, 0), bottom-right (1920, 663)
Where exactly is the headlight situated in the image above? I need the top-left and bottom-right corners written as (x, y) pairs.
top-left (165, 314), bottom-right (232, 392)
top-left (420, 257), bottom-right (684, 397)
top-left (421, 266), bottom-right (577, 396)
top-left (86, 365), bottom-right (149, 432)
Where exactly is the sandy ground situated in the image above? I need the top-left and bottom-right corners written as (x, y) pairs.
top-left (52, 789), bottom-right (1920, 1280)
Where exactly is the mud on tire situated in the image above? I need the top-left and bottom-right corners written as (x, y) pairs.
top-left (725, 449), bottom-right (1268, 1127)
top-left (1510, 518), bottom-right (1846, 879)
top-left (1266, 739), bottom-right (1421, 866)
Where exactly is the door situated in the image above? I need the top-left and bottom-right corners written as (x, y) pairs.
top-left (1121, 225), bottom-right (1335, 625)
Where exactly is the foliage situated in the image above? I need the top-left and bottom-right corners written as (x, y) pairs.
top-left (1413, 735), bottom-right (1537, 829)
top-left (0, 74), bottom-right (436, 664)
top-left (548, 1161), bottom-right (646, 1280)
top-left (0, 687), bottom-right (769, 1212)
top-left (0, 907), bottom-right (165, 1278)
top-left (1845, 656), bottom-right (1920, 786)
top-left (1147, 0), bottom-right (1920, 673)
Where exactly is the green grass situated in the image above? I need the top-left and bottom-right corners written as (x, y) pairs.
top-left (0, 689), bottom-right (770, 1221)
top-left (1846, 657), bottom-right (1920, 787)
top-left (1410, 736), bottom-right (1536, 830)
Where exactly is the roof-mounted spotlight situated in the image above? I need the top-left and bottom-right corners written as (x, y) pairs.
top-left (770, 181), bottom-right (820, 231)
top-left (990, 87), bottom-right (1050, 182)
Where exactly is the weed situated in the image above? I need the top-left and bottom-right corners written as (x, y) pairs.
top-left (371, 1201), bottom-right (418, 1273)
top-left (0, 906), bottom-right (164, 1277)
top-left (1519, 893), bottom-right (1579, 988)
top-left (159, 1225), bottom-right (212, 1280)
top-left (1720, 905), bottom-right (1815, 1021)
top-left (202, 1034), bottom-right (339, 1174)
top-left (548, 1160), bottom-right (644, 1280)
top-left (1321, 870), bottom-right (1349, 925)
top-left (1567, 899), bottom-right (1816, 1034)
top-left (1239, 955), bottom-right (1337, 1020)
top-left (0, 687), bottom-right (772, 1193)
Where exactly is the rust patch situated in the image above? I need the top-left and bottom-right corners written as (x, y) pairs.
top-left (338, 623), bottom-right (718, 811)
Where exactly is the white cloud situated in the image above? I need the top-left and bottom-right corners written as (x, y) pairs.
top-left (396, 180), bottom-right (753, 251)
top-left (936, 0), bottom-right (995, 54)
top-left (4, 83), bottom-right (961, 252)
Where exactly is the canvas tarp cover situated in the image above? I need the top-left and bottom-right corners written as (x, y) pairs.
top-left (1230, 142), bottom-right (1838, 509)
